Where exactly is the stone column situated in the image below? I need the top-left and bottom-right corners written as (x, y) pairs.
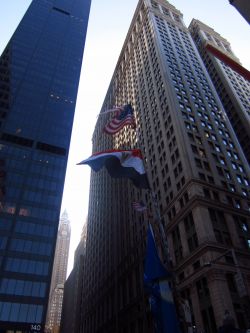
top-left (190, 283), bottom-right (204, 333)
top-left (207, 270), bottom-right (236, 328)
top-left (179, 220), bottom-right (189, 258)
top-left (167, 233), bottom-right (176, 266)
top-left (192, 206), bottom-right (216, 243)
top-left (224, 213), bottom-right (241, 248)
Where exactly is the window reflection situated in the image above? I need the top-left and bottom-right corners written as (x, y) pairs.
top-left (5, 258), bottom-right (49, 275)
top-left (0, 203), bottom-right (16, 215)
top-left (10, 238), bottom-right (52, 256)
top-left (0, 301), bottom-right (43, 323)
top-left (15, 220), bottom-right (54, 238)
top-left (19, 208), bottom-right (29, 216)
top-left (0, 159), bottom-right (6, 210)
top-left (0, 0), bottom-right (90, 327)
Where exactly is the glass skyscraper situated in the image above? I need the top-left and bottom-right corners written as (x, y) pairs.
top-left (0, 0), bottom-right (91, 332)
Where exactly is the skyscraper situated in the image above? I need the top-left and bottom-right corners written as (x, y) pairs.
top-left (80, 0), bottom-right (250, 332)
top-left (229, 0), bottom-right (250, 24)
top-left (60, 222), bottom-right (87, 333)
top-left (0, 0), bottom-right (91, 332)
top-left (189, 19), bottom-right (250, 164)
top-left (45, 211), bottom-right (71, 333)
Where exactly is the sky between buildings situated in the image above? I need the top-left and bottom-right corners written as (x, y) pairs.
top-left (0, 0), bottom-right (249, 274)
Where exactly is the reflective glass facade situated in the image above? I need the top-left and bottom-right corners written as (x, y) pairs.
top-left (0, 0), bottom-right (91, 332)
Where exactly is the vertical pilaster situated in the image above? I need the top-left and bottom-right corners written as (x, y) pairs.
top-left (207, 270), bottom-right (236, 327)
top-left (190, 284), bottom-right (204, 333)
top-left (192, 206), bottom-right (216, 243)
top-left (167, 233), bottom-right (176, 266)
top-left (225, 213), bottom-right (242, 248)
top-left (179, 220), bottom-right (189, 257)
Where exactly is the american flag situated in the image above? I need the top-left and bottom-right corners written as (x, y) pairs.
top-left (103, 104), bottom-right (135, 135)
top-left (132, 201), bottom-right (147, 212)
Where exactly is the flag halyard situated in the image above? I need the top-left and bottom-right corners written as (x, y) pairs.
top-left (103, 104), bottom-right (135, 135)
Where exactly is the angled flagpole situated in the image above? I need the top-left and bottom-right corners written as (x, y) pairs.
top-left (131, 104), bottom-right (183, 333)
top-left (96, 106), bottom-right (123, 118)
top-left (132, 104), bottom-right (170, 265)
top-left (149, 191), bottom-right (170, 264)
top-left (78, 102), bottom-right (182, 331)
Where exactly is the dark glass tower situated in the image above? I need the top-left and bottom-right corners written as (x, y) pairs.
top-left (0, 0), bottom-right (91, 332)
top-left (229, 0), bottom-right (250, 24)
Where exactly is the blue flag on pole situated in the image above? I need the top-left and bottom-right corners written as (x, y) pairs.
top-left (144, 225), bottom-right (171, 282)
top-left (144, 225), bottom-right (182, 333)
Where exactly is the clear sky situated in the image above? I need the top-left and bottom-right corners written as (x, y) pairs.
top-left (0, 0), bottom-right (249, 274)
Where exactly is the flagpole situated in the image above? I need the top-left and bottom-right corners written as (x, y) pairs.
top-left (85, 102), bottom-right (182, 332)
top-left (130, 104), bottom-right (170, 265)
top-left (149, 190), bottom-right (170, 265)
top-left (96, 106), bottom-right (122, 118)
top-left (131, 107), bottom-right (185, 333)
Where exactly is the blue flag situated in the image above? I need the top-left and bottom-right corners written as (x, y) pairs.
top-left (144, 225), bottom-right (182, 333)
top-left (144, 225), bottom-right (171, 282)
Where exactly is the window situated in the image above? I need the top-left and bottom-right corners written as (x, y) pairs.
top-left (5, 258), bottom-right (49, 276)
top-left (184, 212), bottom-right (198, 252)
top-left (196, 277), bottom-right (210, 300)
top-left (209, 209), bottom-right (232, 245)
top-left (172, 226), bottom-right (183, 263)
top-left (203, 188), bottom-right (211, 198)
top-left (232, 162), bottom-right (237, 170)
top-left (0, 302), bottom-right (43, 323)
top-left (220, 158), bottom-right (226, 165)
top-left (234, 215), bottom-right (250, 250)
top-left (226, 273), bottom-right (237, 293)
top-left (0, 279), bottom-right (46, 297)
top-left (215, 145), bottom-right (221, 152)
top-left (237, 176), bottom-right (242, 184)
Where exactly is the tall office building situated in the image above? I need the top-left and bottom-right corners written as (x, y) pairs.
top-left (229, 0), bottom-right (250, 24)
top-left (60, 222), bottom-right (87, 333)
top-left (45, 211), bottom-right (71, 333)
top-left (0, 0), bottom-right (91, 332)
top-left (81, 0), bottom-right (250, 332)
top-left (189, 19), bottom-right (250, 164)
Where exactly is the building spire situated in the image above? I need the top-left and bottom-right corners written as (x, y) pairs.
top-left (60, 210), bottom-right (70, 225)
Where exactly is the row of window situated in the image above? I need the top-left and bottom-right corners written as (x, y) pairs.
top-left (172, 209), bottom-right (250, 264)
top-left (1, 186), bottom-right (60, 206)
top-left (10, 238), bottom-right (52, 256)
top-left (0, 301), bottom-right (43, 323)
top-left (0, 218), bottom-right (55, 240)
top-left (0, 202), bottom-right (58, 221)
top-left (0, 143), bottom-right (65, 168)
top-left (15, 220), bottom-right (54, 238)
top-left (0, 278), bottom-right (46, 298)
top-left (5, 258), bottom-right (49, 276)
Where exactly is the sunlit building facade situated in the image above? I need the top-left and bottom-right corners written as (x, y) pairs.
top-left (0, 0), bottom-right (91, 332)
top-left (60, 222), bottom-right (87, 333)
top-left (81, 0), bottom-right (250, 332)
top-left (45, 211), bottom-right (71, 333)
top-left (189, 19), bottom-right (250, 164)
top-left (229, 0), bottom-right (250, 24)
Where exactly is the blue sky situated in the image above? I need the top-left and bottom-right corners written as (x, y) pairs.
top-left (0, 0), bottom-right (249, 273)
